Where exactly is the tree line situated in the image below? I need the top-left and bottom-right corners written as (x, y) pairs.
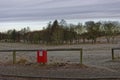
top-left (0, 19), bottom-right (120, 44)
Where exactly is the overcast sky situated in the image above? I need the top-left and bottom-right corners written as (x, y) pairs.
top-left (0, 0), bottom-right (120, 32)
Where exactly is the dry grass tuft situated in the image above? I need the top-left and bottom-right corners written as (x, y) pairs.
top-left (17, 58), bottom-right (28, 64)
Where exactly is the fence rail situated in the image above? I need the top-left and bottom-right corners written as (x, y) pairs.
top-left (0, 48), bottom-right (83, 64)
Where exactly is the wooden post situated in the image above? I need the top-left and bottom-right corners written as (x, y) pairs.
top-left (112, 49), bottom-right (114, 60)
top-left (13, 51), bottom-right (16, 64)
top-left (80, 49), bottom-right (83, 64)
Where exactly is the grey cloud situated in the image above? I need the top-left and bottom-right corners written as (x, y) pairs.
top-left (0, 0), bottom-right (120, 22)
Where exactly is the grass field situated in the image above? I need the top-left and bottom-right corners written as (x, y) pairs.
top-left (0, 42), bottom-right (120, 79)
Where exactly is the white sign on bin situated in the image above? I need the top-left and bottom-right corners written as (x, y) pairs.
top-left (39, 52), bottom-right (43, 56)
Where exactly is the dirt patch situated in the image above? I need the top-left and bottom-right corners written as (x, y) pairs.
top-left (31, 63), bottom-right (88, 69)
top-left (0, 63), bottom-right (120, 79)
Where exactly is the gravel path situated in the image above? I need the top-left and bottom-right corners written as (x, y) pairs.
top-left (0, 64), bottom-right (120, 79)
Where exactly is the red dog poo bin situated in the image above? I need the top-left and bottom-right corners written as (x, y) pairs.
top-left (37, 50), bottom-right (47, 63)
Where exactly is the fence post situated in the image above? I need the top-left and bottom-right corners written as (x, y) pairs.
top-left (13, 51), bottom-right (16, 64)
top-left (80, 49), bottom-right (83, 64)
top-left (112, 49), bottom-right (114, 60)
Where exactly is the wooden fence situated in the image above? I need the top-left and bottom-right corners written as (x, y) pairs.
top-left (0, 48), bottom-right (83, 64)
